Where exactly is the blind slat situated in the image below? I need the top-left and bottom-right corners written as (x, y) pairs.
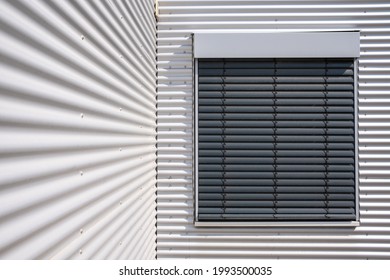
top-left (199, 106), bottom-right (354, 113)
top-left (198, 120), bottom-right (354, 128)
top-left (199, 91), bottom-right (354, 98)
top-left (199, 135), bottom-right (354, 142)
top-left (198, 201), bottom-right (355, 208)
top-left (199, 68), bottom-right (353, 76)
top-left (199, 179), bottom-right (355, 186)
top-left (199, 76), bottom-right (354, 84)
top-left (199, 84), bottom-right (353, 92)
top-left (199, 60), bottom-right (354, 69)
top-left (198, 143), bottom-right (354, 150)
top-left (198, 150), bottom-right (355, 157)
top-left (198, 214), bottom-right (356, 221)
top-left (199, 193), bottom-right (355, 200)
top-left (199, 208), bottom-right (355, 214)
top-left (198, 164), bottom-right (354, 172)
top-left (199, 171), bottom-right (354, 179)
top-left (198, 186), bottom-right (355, 193)
top-left (199, 128), bottom-right (354, 135)
top-left (199, 113), bottom-right (354, 121)
top-left (199, 157), bottom-right (354, 164)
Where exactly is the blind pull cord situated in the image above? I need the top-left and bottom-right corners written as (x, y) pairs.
top-left (324, 59), bottom-right (330, 219)
top-left (272, 59), bottom-right (278, 219)
top-left (221, 59), bottom-right (227, 218)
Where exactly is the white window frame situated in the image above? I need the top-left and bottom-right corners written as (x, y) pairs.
top-left (193, 32), bottom-right (360, 227)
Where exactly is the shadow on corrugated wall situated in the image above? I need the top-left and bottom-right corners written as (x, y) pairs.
top-left (0, 0), bottom-right (157, 259)
top-left (156, 0), bottom-right (390, 259)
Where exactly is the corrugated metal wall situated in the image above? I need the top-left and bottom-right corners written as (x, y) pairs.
top-left (0, 0), bottom-right (157, 259)
top-left (156, 0), bottom-right (390, 259)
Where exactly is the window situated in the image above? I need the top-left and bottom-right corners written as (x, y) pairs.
top-left (193, 33), bottom-right (359, 225)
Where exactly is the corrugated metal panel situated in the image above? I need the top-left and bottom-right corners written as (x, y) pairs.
top-left (156, 0), bottom-right (390, 259)
top-left (0, 0), bottom-right (157, 259)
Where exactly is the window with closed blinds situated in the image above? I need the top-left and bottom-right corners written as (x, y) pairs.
top-left (196, 58), bottom-right (356, 222)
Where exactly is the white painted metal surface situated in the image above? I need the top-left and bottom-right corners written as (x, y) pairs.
top-left (156, 0), bottom-right (390, 259)
top-left (0, 0), bottom-right (157, 259)
top-left (194, 32), bottom-right (360, 58)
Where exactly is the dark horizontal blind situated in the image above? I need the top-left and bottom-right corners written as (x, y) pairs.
top-left (197, 58), bottom-right (356, 222)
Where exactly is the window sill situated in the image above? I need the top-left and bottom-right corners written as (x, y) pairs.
top-left (194, 221), bottom-right (360, 227)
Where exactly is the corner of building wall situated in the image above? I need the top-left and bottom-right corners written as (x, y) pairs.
top-left (0, 0), bottom-right (160, 260)
top-left (154, 0), bottom-right (159, 21)
top-left (154, 0), bottom-right (159, 260)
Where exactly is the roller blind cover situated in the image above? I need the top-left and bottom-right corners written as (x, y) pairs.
top-left (197, 58), bottom-right (356, 222)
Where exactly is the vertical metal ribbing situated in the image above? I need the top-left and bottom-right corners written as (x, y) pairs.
top-left (221, 59), bottom-right (227, 220)
top-left (0, 0), bottom-right (157, 259)
top-left (324, 59), bottom-right (330, 219)
top-left (272, 58), bottom-right (278, 220)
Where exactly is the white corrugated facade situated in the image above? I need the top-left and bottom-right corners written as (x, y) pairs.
top-left (1, 0), bottom-right (389, 260)
top-left (156, 0), bottom-right (390, 259)
top-left (0, 0), bottom-right (157, 259)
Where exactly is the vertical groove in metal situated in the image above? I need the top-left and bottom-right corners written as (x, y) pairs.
top-left (0, 0), bottom-right (157, 259)
top-left (157, 0), bottom-right (390, 259)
